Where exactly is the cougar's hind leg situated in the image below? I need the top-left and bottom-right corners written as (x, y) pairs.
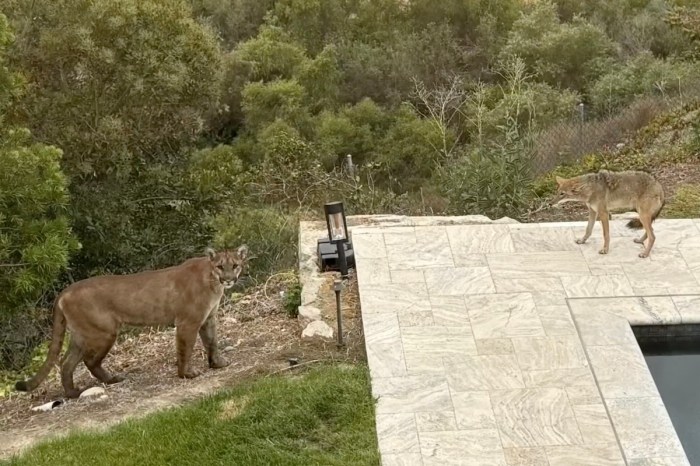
top-left (199, 313), bottom-right (229, 369)
top-left (61, 339), bottom-right (85, 398)
top-left (84, 332), bottom-right (123, 384)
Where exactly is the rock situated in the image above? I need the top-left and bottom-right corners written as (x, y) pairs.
top-left (298, 305), bottom-right (322, 324)
top-left (493, 216), bottom-right (520, 224)
top-left (223, 346), bottom-right (235, 353)
top-left (79, 386), bottom-right (106, 399)
top-left (302, 321), bottom-right (334, 341)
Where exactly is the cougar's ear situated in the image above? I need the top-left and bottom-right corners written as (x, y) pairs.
top-left (205, 247), bottom-right (216, 260)
top-left (237, 244), bottom-right (249, 260)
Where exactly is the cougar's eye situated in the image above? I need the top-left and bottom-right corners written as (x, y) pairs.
top-left (216, 265), bottom-right (224, 271)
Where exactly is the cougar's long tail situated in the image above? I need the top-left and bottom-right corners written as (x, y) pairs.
top-left (15, 297), bottom-right (67, 392)
top-left (626, 200), bottom-right (665, 230)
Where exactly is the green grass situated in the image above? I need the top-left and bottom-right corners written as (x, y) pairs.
top-left (5, 364), bottom-right (380, 466)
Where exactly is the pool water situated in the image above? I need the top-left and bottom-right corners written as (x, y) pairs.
top-left (641, 339), bottom-right (700, 465)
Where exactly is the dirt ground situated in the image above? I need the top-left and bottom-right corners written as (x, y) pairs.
top-left (0, 272), bottom-right (364, 460)
top-left (526, 162), bottom-right (700, 223)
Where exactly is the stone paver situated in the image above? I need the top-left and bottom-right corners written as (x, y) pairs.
top-left (352, 218), bottom-right (698, 465)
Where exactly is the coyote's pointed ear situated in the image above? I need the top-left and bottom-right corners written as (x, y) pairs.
top-left (555, 176), bottom-right (566, 186)
top-left (205, 247), bottom-right (216, 260)
top-left (237, 244), bottom-right (249, 260)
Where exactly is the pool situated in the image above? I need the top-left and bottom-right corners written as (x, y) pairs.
top-left (636, 325), bottom-right (700, 465)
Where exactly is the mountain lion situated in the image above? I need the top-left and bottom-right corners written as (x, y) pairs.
top-left (16, 246), bottom-right (249, 398)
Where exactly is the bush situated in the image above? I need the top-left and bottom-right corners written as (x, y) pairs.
top-left (439, 137), bottom-right (533, 219)
top-left (283, 275), bottom-right (302, 318)
top-left (210, 207), bottom-right (298, 282)
top-left (7, 0), bottom-right (223, 276)
top-left (589, 53), bottom-right (700, 116)
top-left (0, 129), bottom-right (79, 370)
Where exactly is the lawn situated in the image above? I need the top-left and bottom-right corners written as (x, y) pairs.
top-left (4, 364), bottom-right (380, 466)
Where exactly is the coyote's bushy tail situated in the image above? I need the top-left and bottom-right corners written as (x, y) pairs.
top-left (15, 298), bottom-right (67, 392)
top-left (626, 200), bottom-right (665, 230)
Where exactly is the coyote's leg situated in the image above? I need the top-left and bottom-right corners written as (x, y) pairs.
top-left (633, 232), bottom-right (647, 244)
top-left (576, 207), bottom-right (597, 244)
top-left (599, 208), bottom-right (610, 254)
top-left (638, 213), bottom-right (655, 258)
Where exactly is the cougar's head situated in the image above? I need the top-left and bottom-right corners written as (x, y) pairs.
top-left (205, 245), bottom-right (249, 289)
top-left (552, 175), bottom-right (588, 205)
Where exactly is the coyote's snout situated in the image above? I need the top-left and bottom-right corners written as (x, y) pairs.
top-left (553, 169), bottom-right (664, 258)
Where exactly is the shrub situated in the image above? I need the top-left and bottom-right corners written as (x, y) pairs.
top-left (210, 207), bottom-right (298, 282)
top-left (8, 0), bottom-right (222, 276)
top-left (283, 275), bottom-right (302, 318)
top-left (439, 136), bottom-right (533, 219)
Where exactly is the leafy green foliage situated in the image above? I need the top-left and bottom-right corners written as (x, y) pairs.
top-left (500, 2), bottom-right (615, 91)
top-left (7, 364), bottom-right (380, 466)
top-left (190, 0), bottom-right (275, 48)
top-left (440, 132), bottom-right (533, 219)
top-left (8, 0), bottom-right (222, 275)
top-left (589, 52), bottom-right (700, 115)
top-left (211, 207), bottom-right (298, 281)
top-left (241, 80), bottom-right (307, 132)
top-left (0, 129), bottom-right (79, 312)
top-left (283, 276), bottom-right (302, 318)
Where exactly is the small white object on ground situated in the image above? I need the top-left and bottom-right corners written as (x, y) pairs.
top-left (31, 400), bottom-right (63, 412)
top-left (79, 386), bottom-right (106, 399)
top-left (301, 320), bottom-right (334, 340)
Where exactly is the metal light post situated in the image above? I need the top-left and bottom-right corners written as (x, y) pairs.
top-left (334, 279), bottom-right (344, 347)
top-left (324, 201), bottom-right (349, 278)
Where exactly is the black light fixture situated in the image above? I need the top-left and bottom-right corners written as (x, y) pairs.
top-left (319, 201), bottom-right (354, 278)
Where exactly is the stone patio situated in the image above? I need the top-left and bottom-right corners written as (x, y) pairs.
top-left (352, 217), bottom-right (700, 466)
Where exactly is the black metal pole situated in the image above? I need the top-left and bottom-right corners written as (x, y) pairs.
top-left (337, 240), bottom-right (348, 278)
top-left (334, 280), bottom-right (344, 347)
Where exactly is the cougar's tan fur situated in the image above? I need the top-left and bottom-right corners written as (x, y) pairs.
top-left (16, 246), bottom-right (248, 398)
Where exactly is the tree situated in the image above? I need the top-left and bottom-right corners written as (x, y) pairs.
top-left (500, 2), bottom-right (616, 91)
top-left (0, 13), bottom-right (78, 369)
top-left (7, 0), bottom-right (223, 273)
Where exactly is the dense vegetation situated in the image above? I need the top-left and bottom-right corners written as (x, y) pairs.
top-left (1, 0), bottom-right (700, 373)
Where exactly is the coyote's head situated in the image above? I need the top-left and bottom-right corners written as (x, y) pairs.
top-left (552, 175), bottom-right (590, 205)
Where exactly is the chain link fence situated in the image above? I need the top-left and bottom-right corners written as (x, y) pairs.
top-left (531, 83), bottom-right (700, 175)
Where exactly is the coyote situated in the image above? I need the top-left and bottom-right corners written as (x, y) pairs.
top-left (553, 169), bottom-right (664, 258)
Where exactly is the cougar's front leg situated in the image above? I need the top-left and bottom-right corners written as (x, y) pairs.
top-left (176, 323), bottom-right (200, 378)
top-left (199, 312), bottom-right (229, 369)
top-left (577, 207), bottom-right (597, 244)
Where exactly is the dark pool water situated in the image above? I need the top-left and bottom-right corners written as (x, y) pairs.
top-left (641, 339), bottom-right (700, 465)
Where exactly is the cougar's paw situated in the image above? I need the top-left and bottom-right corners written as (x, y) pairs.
top-left (179, 369), bottom-right (201, 379)
top-left (639, 252), bottom-right (649, 258)
top-left (209, 357), bottom-right (230, 369)
top-left (575, 238), bottom-right (586, 245)
top-left (598, 248), bottom-right (608, 255)
top-left (65, 388), bottom-right (82, 399)
top-left (633, 238), bottom-right (645, 244)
